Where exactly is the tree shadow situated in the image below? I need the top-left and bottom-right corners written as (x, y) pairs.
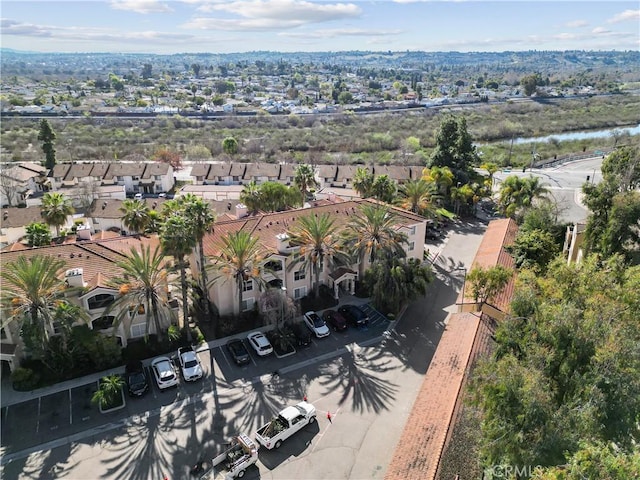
top-left (1, 443), bottom-right (78, 480)
top-left (317, 346), bottom-right (400, 414)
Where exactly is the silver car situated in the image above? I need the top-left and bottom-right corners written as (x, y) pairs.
top-left (178, 347), bottom-right (203, 382)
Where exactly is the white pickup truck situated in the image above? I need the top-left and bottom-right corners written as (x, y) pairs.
top-left (254, 401), bottom-right (317, 450)
top-left (199, 433), bottom-right (258, 479)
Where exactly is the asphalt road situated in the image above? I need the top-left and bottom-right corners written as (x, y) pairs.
top-left (0, 221), bottom-right (487, 480)
top-left (492, 156), bottom-right (603, 223)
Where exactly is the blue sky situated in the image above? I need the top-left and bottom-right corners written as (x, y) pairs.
top-left (1, 1), bottom-right (638, 54)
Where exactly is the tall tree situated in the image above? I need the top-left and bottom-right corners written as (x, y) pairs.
top-left (120, 199), bottom-right (150, 234)
top-left (352, 167), bottom-right (374, 198)
top-left (160, 211), bottom-right (196, 338)
top-left (429, 116), bottom-right (478, 184)
top-left (107, 246), bottom-right (174, 342)
top-left (37, 119), bottom-right (57, 169)
top-left (342, 203), bottom-right (408, 276)
top-left (0, 255), bottom-right (67, 360)
top-left (209, 230), bottom-right (269, 316)
top-left (371, 174), bottom-right (398, 204)
top-left (181, 194), bottom-right (216, 322)
top-left (293, 164), bottom-right (318, 202)
top-left (41, 192), bottom-right (74, 237)
top-left (497, 175), bottom-right (550, 218)
top-left (287, 213), bottom-right (349, 297)
top-left (396, 179), bottom-right (439, 217)
top-left (239, 180), bottom-right (262, 213)
top-left (466, 265), bottom-right (512, 308)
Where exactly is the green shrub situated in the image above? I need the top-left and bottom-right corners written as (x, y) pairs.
top-left (12, 367), bottom-right (41, 391)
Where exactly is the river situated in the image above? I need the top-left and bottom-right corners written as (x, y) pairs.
top-left (511, 124), bottom-right (640, 145)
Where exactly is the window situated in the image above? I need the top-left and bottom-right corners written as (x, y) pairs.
top-left (155, 175), bottom-right (162, 180)
top-left (319, 260), bottom-right (324, 273)
top-left (294, 286), bottom-right (307, 300)
top-left (92, 316), bottom-right (115, 330)
top-left (116, 176), bottom-right (124, 181)
top-left (409, 226), bottom-right (416, 236)
top-left (294, 270), bottom-right (306, 281)
top-left (129, 304), bottom-right (145, 317)
top-left (52, 322), bottom-right (64, 335)
top-left (241, 298), bottom-right (254, 312)
top-left (130, 323), bottom-right (146, 338)
top-left (264, 260), bottom-right (283, 271)
top-left (92, 217), bottom-right (99, 224)
top-left (233, 176), bottom-right (240, 181)
top-left (243, 280), bottom-right (253, 292)
top-left (1, 327), bottom-right (7, 340)
top-left (409, 241), bottom-right (415, 251)
top-left (87, 293), bottom-right (115, 310)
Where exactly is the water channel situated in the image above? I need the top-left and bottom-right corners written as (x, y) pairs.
top-left (510, 124), bottom-right (640, 145)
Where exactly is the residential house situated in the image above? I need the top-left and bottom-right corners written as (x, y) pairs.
top-left (316, 165), bottom-right (338, 189)
top-left (102, 163), bottom-right (146, 194)
top-left (0, 163), bottom-right (50, 207)
top-left (409, 166), bottom-right (425, 181)
top-left (243, 163), bottom-right (281, 184)
top-left (373, 165), bottom-right (412, 184)
top-left (0, 206), bottom-right (57, 247)
top-left (335, 165), bottom-right (371, 188)
top-left (190, 164), bottom-right (211, 185)
top-left (140, 163), bottom-right (174, 194)
top-left (88, 198), bottom-right (168, 234)
top-left (205, 163), bottom-right (233, 185)
top-left (195, 198), bottom-right (427, 316)
top-left (278, 164), bottom-right (298, 186)
top-left (0, 235), bottom-right (177, 372)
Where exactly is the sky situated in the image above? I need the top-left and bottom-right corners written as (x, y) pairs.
top-left (1, 1), bottom-right (639, 54)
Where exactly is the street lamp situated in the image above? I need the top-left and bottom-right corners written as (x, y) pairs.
top-left (280, 286), bottom-right (287, 328)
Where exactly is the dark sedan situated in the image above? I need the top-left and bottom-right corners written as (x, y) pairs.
top-left (226, 339), bottom-right (251, 365)
top-left (125, 360), bottom-right (149, 397)
top-left (291, 322), bottom-right (312, 348)
top-left (322, 309), bottom-right (348, 332)
top-left (338, 304), bottom-right (369, 328)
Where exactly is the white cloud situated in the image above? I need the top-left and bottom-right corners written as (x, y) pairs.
top-left (279, 28), bottom-right (403, 39)
top-left (565, 20), bottom-right (588, 28)
top-left (607, 9), bottom-right (640, 24)
top-left (109, 0), bottom-right (173, 14)
top-left (183, 0), bottom-right (361, 31)
top-left (591, 26), bottom-right (610, 34)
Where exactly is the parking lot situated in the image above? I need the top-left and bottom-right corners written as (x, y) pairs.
top-left (1, 303), bottom-right (390, 457)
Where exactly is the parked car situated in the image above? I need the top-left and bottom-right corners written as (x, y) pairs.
top-left (227, 339), bottom-right (251, 365)
top-left (178, 346), bottom-right (203, 381)
top-left (125, 360), bottom-right (148, 397)
top-left (338, 304), bottom-right (369, 327)
top-left (303, 311), bottom-right (330, 338)
top-left (151, 356), bottom-right (178, 390)
top-left (290, 322), bottom-right (312, 348)
top-left (322, 309), bottom-right (348, 332)
top-left (247, 331), bottom-right (274, 356)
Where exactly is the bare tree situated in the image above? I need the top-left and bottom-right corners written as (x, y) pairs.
top-left (0, 167), bottom-right (20, 207)
top-left (77, 180), bottom-right (101, 213)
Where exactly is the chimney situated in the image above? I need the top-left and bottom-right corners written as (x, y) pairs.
top-left (76, 224), bottom-right (91, 240)
top-left (65, 268), bottom-right (86, 288)
top-left (235, 203), bottom-right (248, 219)
top-left (275, 233), bottom-right (290, 253)
top-left (327, 191), bottom-right (336, 202)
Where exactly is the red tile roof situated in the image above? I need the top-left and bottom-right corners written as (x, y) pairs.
top-left (385, 313), bottom-right (481, 480)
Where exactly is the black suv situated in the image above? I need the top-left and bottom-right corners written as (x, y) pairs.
top-left (338, 304), bottom-right (369, 328)
top-left (125, 360), bottom-right (149, 397)
top-left (226, 339), bottom-right (251, 366)
top-left (291, 322), bottom-right (312, 347)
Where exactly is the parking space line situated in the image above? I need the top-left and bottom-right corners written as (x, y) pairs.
top-left (218, 346), bottom-right (233, 369)
top-left (35, 397), bottom-right (41, 434)
top-left (69, 389), bottom-right (73, 425)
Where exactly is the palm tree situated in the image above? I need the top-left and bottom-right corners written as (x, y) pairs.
top-left (352, 167), bottom-right (374, 198)
top-left (520, 176), bottom-right (550, 208)
top-left (107, 245), bottom-right (174, 342)
top-left (160, 214), bottom-right (196, 337)
top-left (41, 192), bottom-right (74, 237)
top-left (209, 230), bottom-right (269, 316)
top-left (293, 164), bottom-right (318, 202)
top-left (92, 374), bottom-right (125, 409)
top-left (120, 199), bottom-right (150, 235)
top-left (481, 162), bottom-right (499, 188)
top-left (498, 175), bottom-right (550, 217)
top-left (422, 166), bottom-right (454, 198)
top-left (0, 255), bottom-right (67, 356)
top-left (181, 194), bottom-right (216, 322)
top-left (342, 204), bottom-right (408, 276)
top-left (239, 180), bottom-right (261, 213)
top-left (396, 179), bottom-right (439, 217)
top-left (287, 213), bottom-right (349, 296)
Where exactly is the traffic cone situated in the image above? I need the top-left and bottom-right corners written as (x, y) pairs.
top-left (327, 411), bottom-right (332, 422)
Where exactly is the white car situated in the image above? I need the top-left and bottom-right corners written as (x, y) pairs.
top-left (247, 331), bottom-right (273, 356)
top-left (303, 311), bottom-right (330, 338)
top-left (151, 356), bottom-right (178, 390)
top-left (178, 347), bottom-right (203, 381)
